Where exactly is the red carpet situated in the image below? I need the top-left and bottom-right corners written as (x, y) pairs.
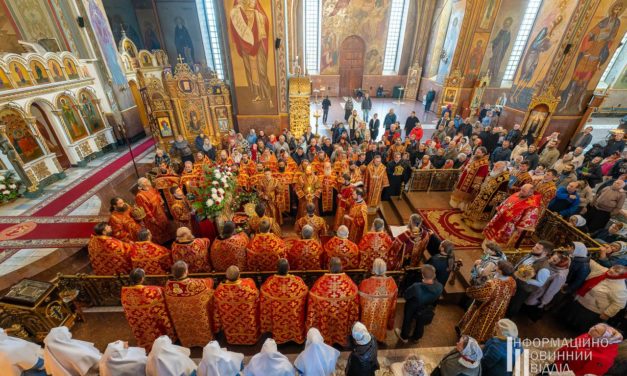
top-left (418, 208), bottom-right (485, 249)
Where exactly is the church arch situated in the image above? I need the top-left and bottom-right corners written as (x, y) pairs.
top-left (76, 88), bottom-right (107, 134)
top-left (0, 62), bottom-right (15, 91)
top-left (138, 51), bottom-right (154, 67)
top-left (47, 57), bottom-right (66, 82)
top-left (28, 57), bottom-right (51, 84)
top-left (55, 94), bottom-right (90, 143)
top-left (0, 107), bottom-right (46, 165)
top-left (7, 60), bottom-right (33, 88)
top-left (28, 100), bottom-right (72, 170)
top-left (62, 57), bottom-right (80, 79)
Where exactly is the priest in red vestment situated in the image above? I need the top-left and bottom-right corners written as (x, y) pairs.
top-left (334, 174), bottom-right (354, 230)
top-left (214, 266), bottom-right (261, 345)
top-left (393, 214), bottom-right (430, 268)
top-left (87, 222), bottom-right (132, 275)
top-left (295, 165), bottom-right (322, 219)
top-left (288, 225), bottom-right (324, 270)
top-left (483, 184), bottom-right (542, 248)
top-left (450, 147), bottom-right (490, 209)
top-left (260, 259), bottom-right (309, 344)
top-left (248, 202), bottom-right (282, 236)
top-left (164, 261), bottom-right (215, 347)
top-left (108, 197), bottom-right (142, 242)
top-left (324, 225), bottom-right (360, 269)
top-left (364, 156), bottom-right (389, 208)
top-left (121, 268), bottom-right (176, 349)
top-left (358, 218), bottom-right (393, 270)
top-left (294, 203), bottom-right (328, 240)
top-left (169, 187), bottom-right (194, 230)
top-left (343, 188), bottom-right (368, 244)
top-left (306, 257), bottom-right (359, 346)
top-left (255, 169), bottom-right (283, 225)
top-left (171, 227), bottom-right (211, 273)
top-left (247, 220), bottom-right (287, 271)
top-left (131, 229), bottom-right (172, 274)
top-left (358, 258), bottom-right (398, 342)
top-left (320, 162), bottom-right (337, 214)
top-left (210, 221), bottom-right (248, 272)
top-left (136, 178), bottom-right (170, 244)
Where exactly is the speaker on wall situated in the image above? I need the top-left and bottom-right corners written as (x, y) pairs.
top-left (77, 16), bottom-right (85, 28)
top-left (275, 38), bottom-right (281, 49)
top-left (564, 43), bottom-right (573, 55)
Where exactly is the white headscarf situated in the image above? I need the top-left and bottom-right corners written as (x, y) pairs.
top-left (458, 336), bottom-right (483, 369)
top-left (146, 336), bottom-right (196, 376)
top-left (294, 328), bottom-right (340, 376)
top-left (572, 242), bottom-right (588, 258)
top-left (244, 338), bottom-right (294, 376)
top-left (0, 328), bottom-right (43, 376)
top-left (197, 341), bottom-right (244, 376)
top-left (99, 340), bottom-right (147, 376)
top-left (352, 322), bottom-right (371, 346)
top-left (43, 326), bottom-right (101, 376)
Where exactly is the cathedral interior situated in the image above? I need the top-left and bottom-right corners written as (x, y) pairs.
top-left (0, 0), bottom-right (626, 374)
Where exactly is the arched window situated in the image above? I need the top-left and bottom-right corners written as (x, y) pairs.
top-left (303, 0), bottom-right (322, 74)
top-left (598, 32), bottom-right (627, 88)
top-left (383, 0), bottom-right (410, 74)
top-left (196, 0), bottom-right (225, 79)
top-left (501, 0), bottom-right (543, 85)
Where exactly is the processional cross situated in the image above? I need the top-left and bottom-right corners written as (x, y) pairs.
top-left (177, 54), bottom-right (185, 65)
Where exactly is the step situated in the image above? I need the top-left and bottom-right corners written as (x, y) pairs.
top-left (405, 191), bottom-right (452, 211)
top-left (389, 194), bottom-right (414, 224)
top-left (378, 200), bottom-right (403, 226)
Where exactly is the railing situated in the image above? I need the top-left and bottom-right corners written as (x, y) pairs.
top-left (408, 168), bottom-right (461, 192)
top-left (530, 210), bottom-right (602, 249)
top-left (56, 267), bottom-right (422, 307)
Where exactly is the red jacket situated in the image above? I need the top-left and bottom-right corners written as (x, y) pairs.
top-left (553, 333), bottom-right (619, 376)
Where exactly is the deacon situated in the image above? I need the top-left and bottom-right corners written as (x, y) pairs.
top-left (260, 259), bottom-right (309, 344)
top-left (483, 184), bottom-right (542, 248)
top-left (136, 178), bottom-right (170, 244)
top-left (169, 187), bottom-right (194, 230)
top-left (358, 258), bottom-right (398, 342)
top-left (294, 203), bottom-right (328, 240)
top-left (247, 220), bottom-right (287, 271)
top-left (359, 218), bottom-right (393, 270)
top-left (164, 261), bottom-right (215, 347)
top-left (324, 225), bottom-right (360, 269)
top-left (131, 229), bottom-right (172, 275)
top-left (121, 268), bottom-right (176, 349)
top-left (249, 203), bottom-right (282, 236)
top-left (365, 155), bottom-right (389, 207)
top-left (88, 222), bottom-right (133, 275)
top-left (274, 161), bottom-right (294, 215)
top-left (334, 173), bottom-right (354, 230)
top-left (320, 162), bottom-right (337, 214)
top-left (343, 188), bottom-right (368, 244)
top-left (450, 146), bottom-right (490, 209)
top-left (255, 169), bottom-right (283, 225)
top-left (295, 165), bottom-right (322, 219)
top-left (462, 161), bottom-right (510, 230)
top-left (287, 225), bottom-right (324, 270)
top-left (214, 266), bottom-right (261, 345)
top-left (108, 197), bottom-right (141, 242)
top-left (306, 257), bottom-right (360, 346)
top-left (210, 221), bottom-right (248, 272)
top-left (171, 227), bottom-right (211, 273)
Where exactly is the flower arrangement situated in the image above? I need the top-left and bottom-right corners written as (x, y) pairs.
top-left (0, 172), bottom-right (20, 203)
top-left (191, 165), bottom-right (237, 220)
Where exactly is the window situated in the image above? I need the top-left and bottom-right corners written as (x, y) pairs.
top-left (599, 32), bottom-right (627, 84)
top-left (501, 0), bottom-right (543, 84)
top-left (197, 0), bottom-right (225, 79)
top-left (383, 0), bottom-right (410, 74)
top-left (303, 0), bottom-right (321, 74)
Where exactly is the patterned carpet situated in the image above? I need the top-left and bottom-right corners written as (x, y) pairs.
top-left (418, 209), bottom-right (485, 249)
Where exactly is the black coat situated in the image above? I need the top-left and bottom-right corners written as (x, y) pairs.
top-left (345, 339), bottom-right (379, 376)
top-left (563, 256), bottom-right (591, 295)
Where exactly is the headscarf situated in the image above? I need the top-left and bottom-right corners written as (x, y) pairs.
top-left (458, 337), bottom-right (483, 369)
top-left (402, 355), bottom-right (426, 376)
top-left (572, 242), bottom-right (588, 258)
top-left (294, 328), bottom-right (340, 376)
top-left (613, 241), bottom-right (627, 257)
top-left (146, 336), bottom-right (196, 376)
top-left (197, 341), bottom-right (244, 376)
top-left (571, 215), bottom-right (587, 227)
top-left (496, 319), bottom-right (519, 338)
top-left (43, 326), bottom-right (101, 376)
top-left (589, 323), bottom-right (624, 345)
top-left (0, 328), bottom-right (43, 376)
top-left (244, 338), bottom-right (294, 376)
top-left (352, 322), bottom-right (371, 346)
top-left (99, 340), bottom-right (147, 376)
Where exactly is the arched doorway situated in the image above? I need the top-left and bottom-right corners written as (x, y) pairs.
top-left (30, 102), bottom-right (72, 170)
top-left (339, 36), bottom-right (365, 97)
top-left (129, 80), bottom-right (149, 129)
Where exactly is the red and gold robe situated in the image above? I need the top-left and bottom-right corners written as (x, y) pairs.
top-left (214, 278), bottom-right (260, 345)
top-left (171, 238), bottom-right (211, 273)
top-left (358, 276), bottom-right (398, 342)
top-left (306, 273), bottom-right (359, 346)
top-left (164, 278), bottom-right (215, 347)
top-left (534, 179), bottom-right (557, 211)
top-left (295, 173), bottom-right (322, 219)
top-left (255, 176), bottom-right (283, 225)
top-left (458, 276), bottom-right (517, 342)
top-left (319, 173), bottom-right (337, 213)
top-left (136, 188), bottom-right (170, 244)
top-left (121, 285), bottom-right (176, 349)
top-left (394, 227), bottom-right (430, 268)
top-left (462, 170), bottom-right (511, 230)
top-left (333, 159), bottom-right (349, 176)
top-left (109, 209), bottom-right (141, 242)
top-left (131, 240), bottom-right (172, 274)
top-left (248, 214), bottom-right (282, 237)
top-left (294, 214), bottom-right (328, 241)
top-left (210, 232), bottom-right (249, 272)
top-left (324, 236), bottom-right (360, 269)
top-left (365, 163), bottom-right (389, 208)
top-left (258, 153), bottom-right (278, 171)
top-left (260, 275), bottom-right (309, 344)
top-left (239, 159), bottom-right (257, 176)
top-left (344, 200), bottom-right (368, 244)
top-left (170, 197), bottom-right (193, 230)
top-left (509, 170), bottom-right (532, 193)
top-left (247, 233), bottom-right (287, 271)
top-left (87, 235), bottom-right (133, 275)
top-left (287, 238), bottom-right (324, 270)
top-left (274, 171), bottom-right (294, 214)
top-left (483, 192), bottom-right (542, 247)
top-left (310, 158), bottom-right (328, 175)
top-left (450, 155), bottom-right (489, 209)
top-left (387, 143), bottom-right (406, 161)
top-left (334, 184), bottom-right (354, 230)
top-left (358, 231), bottom-right (393, 271)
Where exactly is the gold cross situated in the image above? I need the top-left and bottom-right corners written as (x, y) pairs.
top-left (177, 54), bottom-right (185, 64)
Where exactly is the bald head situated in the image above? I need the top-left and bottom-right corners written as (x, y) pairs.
top-left (337, 225), bottom-right (349, 239)
top-left (302, 225), bottom-right (314, 239)
top-left (519, 183), bottom-right (535, 198)
top-left (329, 257), bottom-right (342, 273)
top-left (226, 265), bottom-right (240, 281)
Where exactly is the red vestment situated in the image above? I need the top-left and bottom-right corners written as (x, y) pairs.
top-left (324, 236), bottom-right (360, 269)
top-left (450, 155), bottom-right (489, 208)
top-left (294, 214), bottom-right (328, 240)
top-left (210, 232), bottom-right (249, 272)
top-left (136, 188), bottom-right (170, 244)
top-left (295, 173), bottom-right (322, 219)
top-left (109, 209), bottom-right (141, 242)
top-left (365, 163), bottom-right (389, 208)
top-left (247, 233), bottom-right (287, 271)
top-left (171, 238), bottom-right (211, 273)
top-left (249, 215), bottom-right (282, 236)
top-left (131, 241), bottom-right (172, 275)
top-left (87, 235), bottom-right (132, 275)
top-left (260, 275), bottom-right (309, 344)
top-left (274, 171), bottom-right (294, 214)
top-left (334, 184), bottom-right (354, 230)
top-left (121, 285), bottom-right (176, 349)
top-left (214, 278), bottom-right (260, 345)
top-left (393, 227), bottom-right (430, 267)
top-left (306, 273), bottom-right (359, 346)
top-left (287, 238), bottom-right (324, 270)
top-left (483, 192), bottom-right (542, 247)
top-left (344, 200), bottom-right (368, 244)
top-left (170, 197), bottom-right (193, 230)
top-left (319, 173), bottom-right (337, 213)
top-left (358, 276), bottom-right (398, 342)
top-left (358, 231), bottom-right (393, 270)
top-left (164, 278), bottom-right (215, 347)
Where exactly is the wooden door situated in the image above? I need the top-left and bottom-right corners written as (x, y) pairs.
top-left (339, 36), bottom-right (365, 97)
top-left (32, 103), bottom-right (72, 169)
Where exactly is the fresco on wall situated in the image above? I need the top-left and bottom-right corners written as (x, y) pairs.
top-left (9, 62), bottom-right (31, 87)
top-left (225, 0), bottom-right (276, 115)
top-left (48, 60), bottom-right (65, 82)
top-left (5, 0), bottom-right (67, 52)
top-left (134, 2), bottom-right (162, 51)
top-left (103, 0), bottom-right (143, 49)
top-left (320, 0), bottom-right (392, 75)
top-left (436, 0), bottom-right (466, 83)
top-left (0, 7), bottom-right (24, 53)
top-left (463, 33), bottom-right (490, 85)
top-left (30, 61), bottom-right (50, 84)
top-left (156, 1), bottom-right (206, 68)
top-left (558, 1), bottom-right (627, 114)
top-left (509, 0), bottom-right (578, 110)
top-left (0, 110), bottom-right (45, 164)
top-left (79, 91), bottom-right (106, 133)
top-left (0, 69), bottom-right (13, 90)
top-left (57, 95), bottom-right (89, 142)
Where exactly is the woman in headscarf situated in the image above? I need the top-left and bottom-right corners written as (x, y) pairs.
top-left (435, 335), bottom-right (483, 376)
top-left (0, 328), bottom-right (46, 376)
top-left (345, 322), bottom-right (379, 376)
top-left (443, 159), bottom-right (455, 169)
top-left (592, 221), bottom-right (625, 243)
top-left (99, 340), bottom-right (147, 376)
top-left (481, 319), bottom-right (522, 376)
top-left (568, 214), bottom-right (588, 232)
top-left (244, 338), bottom-right (294, 376)
top-left (390, 355), bottom-right (427, 376)
top-left (418, 155), bottom-right (432, 170)
top-left (470, 241), bottom-right (506, 286)
top-left (43, 326), bottom-right (101, 376)
top-left (562, 242), bottom-right (591, 296)
top-left (598, 240), bottom-right (627, 267)
top-left (197, 341), bottom-right (244, 376)
top-left (146, 336), bottom-right (196, 376)
top-left (294, 328), bottom-right (340, 376)
top-left (458, 137), bottom-right (472, 156)
top-left (236, 133), bottom-right (250, 154)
